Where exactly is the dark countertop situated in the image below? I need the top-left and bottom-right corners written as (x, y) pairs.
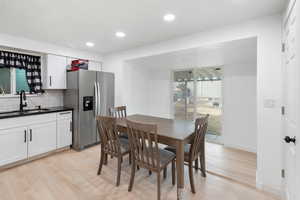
top-left (0, 106), bottom-right (73, 120)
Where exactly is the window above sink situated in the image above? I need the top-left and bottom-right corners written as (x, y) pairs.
top-left (0, 68), bottom-right (30, 96)
top-left (0, 49), bottom-right (43, 97)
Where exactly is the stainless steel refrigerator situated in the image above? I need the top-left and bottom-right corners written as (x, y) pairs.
top-left (64, 70), bottom-right (114, 151)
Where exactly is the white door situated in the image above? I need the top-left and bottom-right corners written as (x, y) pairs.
top-left (57, 115), bottom-right (72, 148)
top-left (28, 121), bottom-right (57, 157)
top-left (46, 54), bottom-right (67, 89)
top-left (0, 127), bottom-right (28, 166)
top-left (282, 1), bottom-right (299, 199)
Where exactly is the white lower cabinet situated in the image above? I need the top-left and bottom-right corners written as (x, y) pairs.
top-left (28, 121), bottom-right (57, 157)
top-left (0, 111), bottom-right (73, 167)
top-left (0, 127), bottom-right (27, 166)
top-left (57, 112), bottom-right (72, 148)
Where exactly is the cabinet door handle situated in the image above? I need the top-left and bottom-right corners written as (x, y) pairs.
top-left (70, 121), bottom-right (72, 132)
top-left (30, 129), bottom-right (32, 141)
top-left (24, 130), bottom-right (27, 143)
top-left (49, 76), bottom-right (52, 87)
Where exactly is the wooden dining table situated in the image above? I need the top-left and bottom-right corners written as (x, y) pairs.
top-left (116, 114), bottom-right (195, 200)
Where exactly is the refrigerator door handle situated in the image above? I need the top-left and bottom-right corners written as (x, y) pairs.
top-left (94, 82), bottom-right (98, 117)
top-left (97, 82), bottom-right (101, 115)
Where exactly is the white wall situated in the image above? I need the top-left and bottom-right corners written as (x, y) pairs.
top-left (123, 63), bottom-right (172, 119)
top-left (122, 63), bottom-right (150, 115)
top-left (103, 15), bottom-right (283, 194)
top-left (223, 64), bottom-right (257, 153)
top-left (148, 69), bottom-right (173, 118)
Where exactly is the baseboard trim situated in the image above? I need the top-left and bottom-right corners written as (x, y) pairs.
top-left (207, 170), bottom-right (257, 189)
top-left (285, 190), bottom-right (289, 200)
top-left (0, 146), bottom-right (71, 172)
top-left (256, 183), bottom-right (282, 199)
top-left (223, 143), bottom-right (257, 153)
top-left (282, 184), bottom-right (289, 200)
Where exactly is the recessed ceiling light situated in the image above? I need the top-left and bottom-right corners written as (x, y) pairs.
top-left (115, 32), bottom-right (126, 38)
top-left (164, 13), bottom-right (176, 22)
top-left (86, 42), bottom-right (95, 47)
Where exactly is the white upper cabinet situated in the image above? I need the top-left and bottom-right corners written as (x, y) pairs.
top-left (43, 54), bottom-right (67, 89)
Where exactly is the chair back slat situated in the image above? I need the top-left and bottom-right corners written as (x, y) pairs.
top-left (147, 133), bottom-right (156, 167)
top-left (136, 131), bottom-right (145, 163)
top-left (126, 120), bottom-right (160, 170)
top-left (190, 115), bottom-right (209, 161)
top-left (143, 140), bottom-right (148, 164)
top-left (140, 133), bottom-right (148, 164)
top-left (109, 106), bottom-right (127, 118)
top-left (96, 116), bottom-right (121, 156)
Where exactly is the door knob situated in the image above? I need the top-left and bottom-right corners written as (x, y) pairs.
top-left (284, 136), bottom-right (296, 144)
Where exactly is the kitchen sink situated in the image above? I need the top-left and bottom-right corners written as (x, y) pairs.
top-left (23, 108), bottom-right (50, 113)
top-left (0, 108), bottom-right (50, 116)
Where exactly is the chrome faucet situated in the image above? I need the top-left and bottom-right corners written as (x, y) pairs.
top-left (19, 90), bottom-right (27, 112)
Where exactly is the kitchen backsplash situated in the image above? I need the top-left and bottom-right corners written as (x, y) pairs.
top-left (0, 90), bottom-right (63, 112)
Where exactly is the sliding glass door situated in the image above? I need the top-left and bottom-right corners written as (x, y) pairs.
top-left (173, 67), bottom-right (223, 143)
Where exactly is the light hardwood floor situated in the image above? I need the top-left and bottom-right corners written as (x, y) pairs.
top-left (206, 142), bottom-right (257, 188)
top-left (0, 145), bottom-right (278, 200)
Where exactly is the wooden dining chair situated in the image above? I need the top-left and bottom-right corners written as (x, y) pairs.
top-left (165, 114), bottom-right (209, 194)
top-left (96, 116), bottom-right (130, 186)
top-left (109, 106), bottom-right (127, 118)
top-left (126, 119), bottom-right (176, 200)
top-left (109, 106), bottom-right (128, 141)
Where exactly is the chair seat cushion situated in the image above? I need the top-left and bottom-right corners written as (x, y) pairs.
top-left (119, 137), bottom-right (130, 153)
top-left (164, 144), bottom-right (191, 154)
top-left (157, 148), bottom-right (176, 167)
top-left (103, 137), bottom-right (130, 154)
top-left (164, 144), bottom-right (192, 161)
top-left (119, 133), bottom-right (128, 139)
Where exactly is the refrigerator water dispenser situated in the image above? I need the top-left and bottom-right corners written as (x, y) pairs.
top-left (83, 96), bottom-right (94, 111)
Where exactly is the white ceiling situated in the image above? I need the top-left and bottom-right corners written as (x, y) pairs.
top-left (0, 0), bottom-right (284, 54)
top-left (126, 37), bottom-right (257, 70)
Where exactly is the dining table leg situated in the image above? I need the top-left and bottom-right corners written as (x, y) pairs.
top-left (176, 140), bottom-right (185, 200)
